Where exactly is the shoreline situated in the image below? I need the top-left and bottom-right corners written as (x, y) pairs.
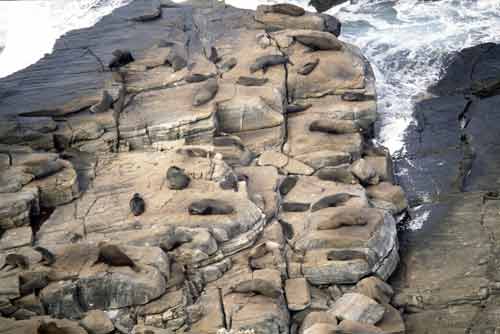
top-left (0, 1), bottom-right (408, 333)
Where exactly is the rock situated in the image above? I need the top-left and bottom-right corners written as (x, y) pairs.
top-left (304, 323), bottom-right (338, 334)
top-left (166, 166), bottom-right (191, 190)
top-left (293, 30), bottom-right (343, 51)
top-left (337, 320), bottom-right (384, 334)
top-left (0, 226), bottom-right (33, 251)
top-left (355, 276), bottom-right (394, 305)
top-left (0, 189), bottom-right (39, 229)
top-left (300, 311), bottom-right (337, 334)
top-left (285, 278), bottom-right (311, 311)
top-left (132, 325), bottom-right (170, 334)
top-left (330, 293), bottom-right (385, 325)
top-left (377, 304), bottom-right (405, 334)
top-left (351, 159), bottom-right (380, 185)
top-left (231, 269), bottom-right (283, 298)
top-left (364, 156), bottom-right (393, 183)
top-left (366, 182), bottom-right (408, 214)
top-left (80, 310), bottom-right (115, 334)
top-left (193, 79), bottom-right (218, 106)
top-left (188, 199), bottom-right (234, 215)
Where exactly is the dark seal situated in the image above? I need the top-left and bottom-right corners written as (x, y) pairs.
top-left (298, 58), bottom-right (319, 75)
top-left (1, 254), bottom-right (29, 270)
top-left (130, 193), bottom-right (146, 216)
top-left (268, 4), bottom-right (306, 17)
top-left (94, 243), bottom-right (139, 272)
top-left (193, 78), bottom-right (219, 106)
top-left (188, 199), bottom-right (234, 215)
top-left (166, 166), bottom-right (191, 190)
top-left (108, 49), bottom-right (134, 70)
top-left (236, 76), bottom-right (269, 87)
top-left (250, 55), bottom-right (290, 74)
top-left (286, 103), bottom-right (312, 114)
top-left (311, 193), bottom-right (356, 212)
top-left (34, 246), bottom-right (56, 266)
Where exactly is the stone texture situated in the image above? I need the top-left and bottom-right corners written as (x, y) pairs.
top-left (285, 278), bottom-right (311, 311)
top-left (330, 293), bottom-right (385, 325)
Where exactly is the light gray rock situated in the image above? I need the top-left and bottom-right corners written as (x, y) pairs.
top-left (330, 293), bottom-right (385, 325)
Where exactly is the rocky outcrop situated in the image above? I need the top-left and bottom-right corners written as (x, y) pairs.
top-left (0, 1), bottom-right (407, 334)
top-left (392, 43), bottom-right (500, 333)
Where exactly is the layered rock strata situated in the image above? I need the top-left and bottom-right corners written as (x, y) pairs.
top-left (0, 1), bottom-right (407, 333)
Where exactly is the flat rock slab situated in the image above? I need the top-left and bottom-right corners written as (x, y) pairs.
top-left (285, 278), bottom-right (311, 311)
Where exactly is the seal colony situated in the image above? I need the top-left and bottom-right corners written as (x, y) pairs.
top-left (0, 1), bottom-right (408, 334)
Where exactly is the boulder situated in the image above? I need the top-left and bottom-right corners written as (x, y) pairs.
top-left (351, 159), bottom-right (380, 185)
top-left (80, 310), bottom-right (115, 334)
top-left (0, 189), bottom-right (39, 229)
top-left (355, 276), bottom-right (394, 305)
top-left (336, 320), bottom-right (384, 334)
top-left (329, 293), bottom-right (385, 325)
top-left (304, 323), bottom-right (338, 334)
top-left (366, 182), bottom-right (408, 214)
top-left (285, 278), bottom-right (311, 311)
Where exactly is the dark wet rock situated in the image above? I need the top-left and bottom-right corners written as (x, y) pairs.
top-left (188, 199), bottom-right (234, 215)
top-left (250, 55), bottom-right (289, 73)
top-left (298, 58), bottom-right (320, 75)
top-left (321, 13), bottom-right (342, 37)
top-left (130, 193), bottom-right (146, 216)
top-left (236, 76), bottom-right (269, 87)
top-left (109, 49), bottom-right (135, 70)
top-left (192, 78), bottom-right (218, 106)
top-left (166, 166), bottom-right (191, 190)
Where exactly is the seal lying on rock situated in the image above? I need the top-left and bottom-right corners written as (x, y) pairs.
top-left (166, 48), bottom-right (187, 72)
top-left (279, 176), bottom-right (298, 196)
top-left (316, 207), bottom-right (382, 230)
top-left (160, 227), bottom-right (193, 252)
top-left (188, 199), bottom-right (235, 215)
top-left (108, 49), bottom-right (134, 70)
top-left (264, 3), bottom-right (306, 17)
top-left (94, 243), bottom-right (139, 272)
top-left (286, 103), bottom-right (312, 114)
top-left (236, 76), bottom-right (269, 86)
top-left (311, 193), bottom-right (355, 212)
top-left (34, 246), bottom-right (55, 266)
top-left (1, 254), bottom-right (29, 270)
top-left (90, 90), bottom-right (114, 113)
top-left (130, 193), bottom-right (146, 216)
top-left (298, 58), bottom-right (320, 75)
top-left (220, 57), bottom-right (237, 72)
top-left (342, 92), bottom-right (370, 102)
top-left (250, 55), bottom-right (290, 74)
top-left (185, 73), bottom-right (211, 83)
top-left (20, 273), bottom-right (49, 296)
top-left (309, 119), bottom-right (360, 134)
top-left (193, 78), bottom-right (218, 106)
top-left (294, 32), bottom-right (342, 51)
top-left (38, 322), bottom-right (71, 334)
top-left (166, 166), bottom-right (191, 190)
top-left (207, 46), bottom-right (220, 64)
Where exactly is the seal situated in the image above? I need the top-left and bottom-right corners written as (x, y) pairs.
top-left (317, 207), bottom-right (383, 230)
top-left (188, 199), bottom-right (235, 215)
top-left (266, 3), bottom-right (306, 17)
top-left (185, 73), bottom-right (210, 83)
top-left (1, 254), bottom-right (29, 271)
top-left (159, 227), bottom-right (193, 252)
top-left (220, 57), bottom-right (237, 72)
top-left (207, 46), bottom-right (220, 63)
top-left (166, 166), bottom-right (191, 190)
top-left (20, 272), bottom-right (49, 296)
top-left (108, 49), bottom-right (134, 70)
top-left (94, 243), bottom-right (139, 272)
top-left (309, 119), bottom-right (360, 134)
top-left (236, 76), bottom-right (269, 87)
top-left (279, 176), bottom-right (298, 196)
top-left (341, 92), bottom-right (369, 102)
top-left (298, 58), bottom-right (319, 75)
top-left (250, 55), bottom-right (290, 74)
top-left (311, 193), bottom-right (356, 212)
top-left (166, 48), bottom-right (187, 72)
top-left (130, 193), bottom-right (146, 216)
top-left (286, 103), bottom-right (312, 114)
top-left (294, 33), bottom-right (342, 51)
top-left (193, 78), bottom-right (219, 106)
top-left (34, 246), bottom-right (56, 266)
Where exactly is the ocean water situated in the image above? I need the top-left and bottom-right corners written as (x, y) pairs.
top-left (1, 0), bottom-right (500, 229)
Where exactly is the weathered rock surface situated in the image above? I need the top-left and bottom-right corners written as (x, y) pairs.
top-left (0, 1), bottom-right (406, 334)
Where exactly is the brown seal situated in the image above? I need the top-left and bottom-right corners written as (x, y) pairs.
top-left (94, 243), bottom-right (139, 272)
top-left (1, 254), bottom-right (29, 270)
